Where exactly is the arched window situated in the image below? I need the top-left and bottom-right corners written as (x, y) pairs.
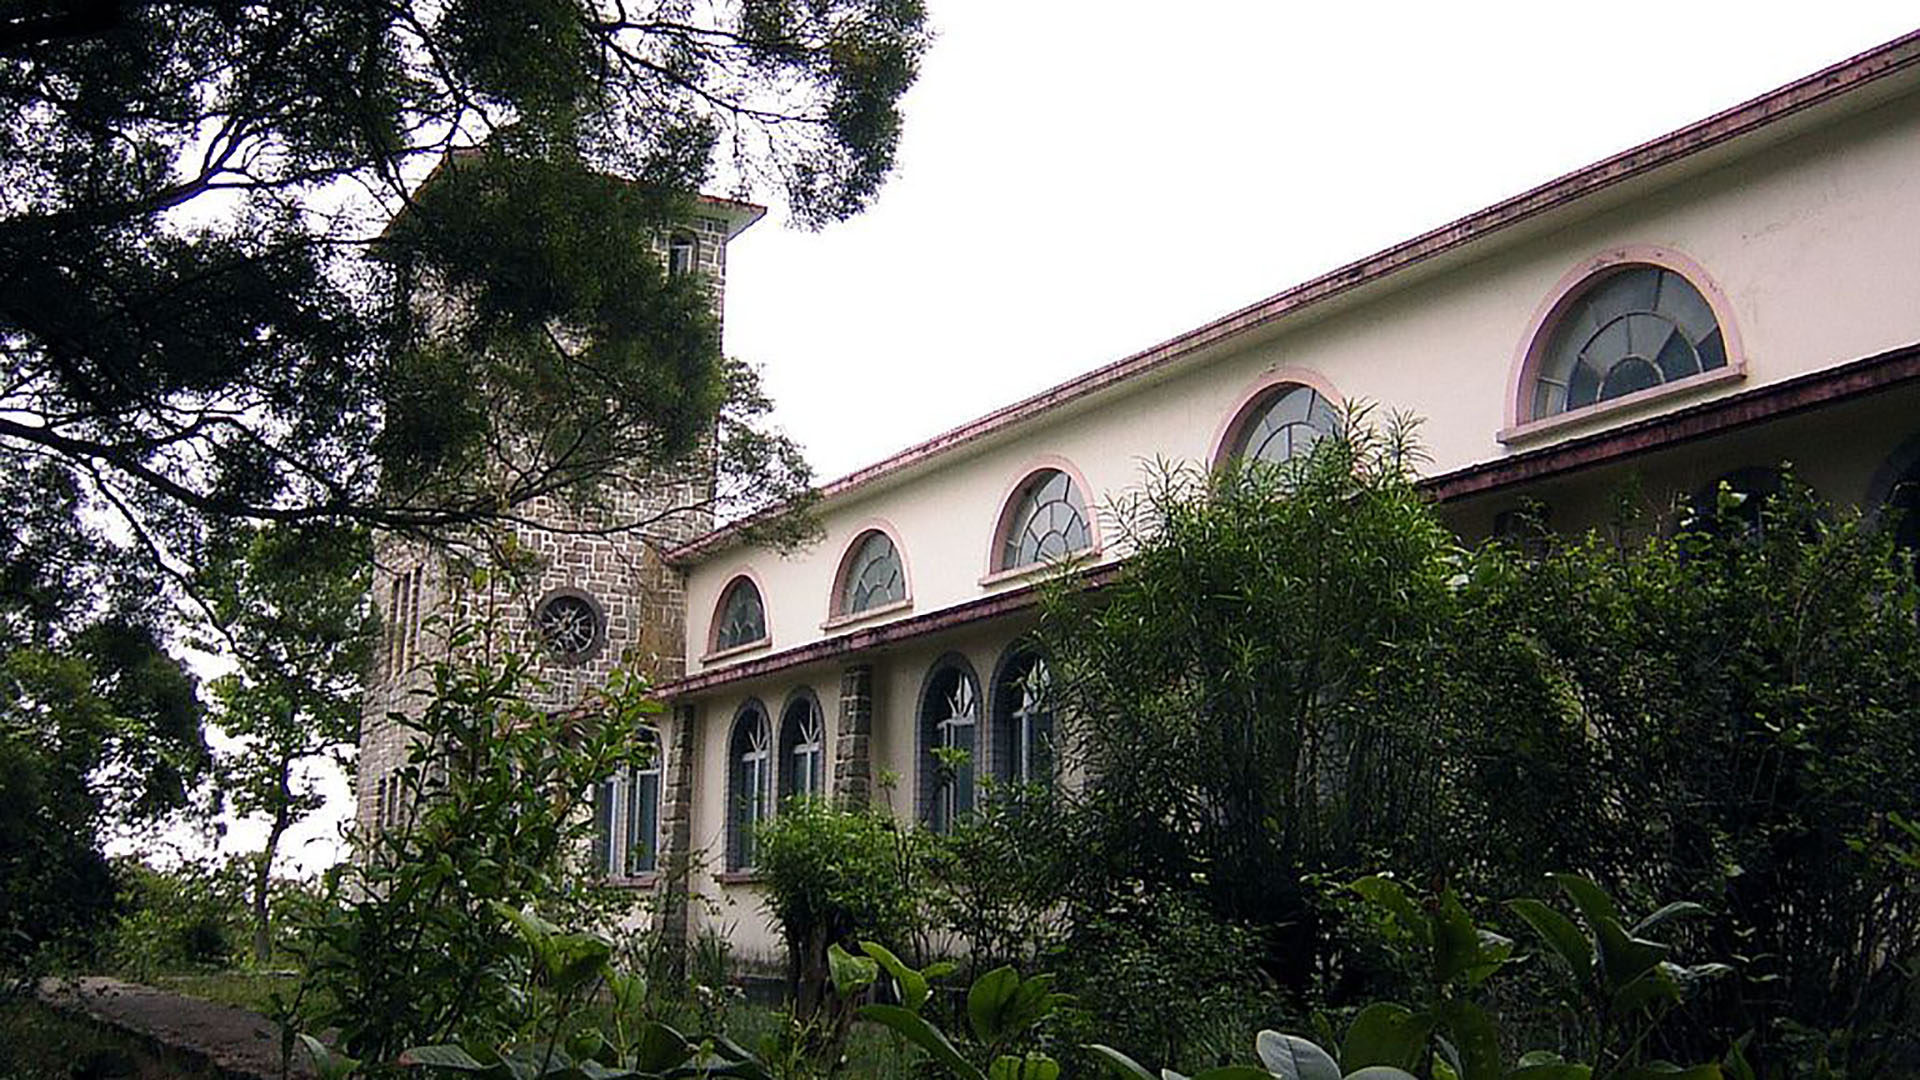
top-left (713, 576), bottom-right (767, 652)
top-left (992, 649), bottom-right (1054, 786)
top-left (779, 691), bottom-right (826, 801)
top-left (727, 703), bottom-right (772, 870)
top-left (1226, 383), bottom-right (1339, 467)
top-left (591, 727), bottom-right (662, 876)
top-left (998, 469), bottom-right (1092, 572)
top-left (1528, 264), bottom-right (1726, 420)
top-left (837, 531), bottom-right (907, 615)
top-left (920, 658), bottom-right (980, 832)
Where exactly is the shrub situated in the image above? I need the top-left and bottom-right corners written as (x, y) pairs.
top-left (754, 798), bottom-right (929, 1019)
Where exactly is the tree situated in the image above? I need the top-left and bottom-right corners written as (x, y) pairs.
top-left (1, 0), bottom-right (925, 962)
top-left (198, 522), bottom-right (374, 965)
top-left (0, 463), bottom-right (207, 979)
top-left (1, 0), bottom-right (929, 561)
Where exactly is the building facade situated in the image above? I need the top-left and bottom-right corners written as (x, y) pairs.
top-left (362, 31), bottom-right (1920, 969)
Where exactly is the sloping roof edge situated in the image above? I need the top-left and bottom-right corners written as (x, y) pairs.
top-left (659, 337), bottom-right (1920, 700)
top-left (671, 27), bottom-right (1920, 565)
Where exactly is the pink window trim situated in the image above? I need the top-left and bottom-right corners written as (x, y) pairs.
top-left (1503, 245), bottom-right (1746, 440)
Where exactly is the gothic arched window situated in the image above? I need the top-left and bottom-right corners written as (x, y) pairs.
top-left (992, 649), bottom-right (1054, 786)
top-left (920, 658), bottom-right (980, 832)
top-left (713, 576), bottom-right (768, 653)
top-left (997, 469), bottom-right (1092, 572)
top-left (1529, 264), bottom-right (1727, 420)
top-left (727, 703), bottom-right (772, 870)
top-left (779, 691), bottom-right (826, 801)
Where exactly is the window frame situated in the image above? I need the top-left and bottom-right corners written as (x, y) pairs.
top-left (1502, 247), bottom-right (1744, 446)
top-left (1210, 372), bottom-right (1345, 473)
top-left (990, 646), bottom-right (1055, 789)
top-left (918, 655), bottom-right (982, 833)
top-left (589, 726), bottom-right (663, 881)
top-left (825, 524), bottom-right (913, 628)
top-left (707, 572), bottom-right (771, 660)
top-left (983, 461), bottom-right (1101, 584)
top-left (725, 702), bottom-right (773, 872)
top-left (778, 689), bottom-right (828, 802)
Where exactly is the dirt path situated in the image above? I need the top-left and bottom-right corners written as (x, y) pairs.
top-left (37, 977), bottom-right (315, 1080)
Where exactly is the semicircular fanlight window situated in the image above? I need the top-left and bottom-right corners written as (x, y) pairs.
top-left (1232, 384), bottom-right (1339, 465)
top-left (841, 532), bottom-right (905, 614)
top-left (1532, 266), bottom-right (1726, 419)
top-left (1000, 470), bottom-right (1092, 570)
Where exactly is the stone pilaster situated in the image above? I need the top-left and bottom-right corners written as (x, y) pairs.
top-left (833, 664), bottom-right (874, 809)
top-left (656, 701), bottom-right (700, 980)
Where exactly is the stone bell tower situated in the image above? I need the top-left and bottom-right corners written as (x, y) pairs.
top-left (355, 196), bottom-right (765, 841)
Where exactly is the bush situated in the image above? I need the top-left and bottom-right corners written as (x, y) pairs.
top-left (754, 798), bottom-right (928, 1019)
top-left (104, 857), bottom-right (249, 979)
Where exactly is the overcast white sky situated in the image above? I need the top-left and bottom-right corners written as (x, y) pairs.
top-left (728, 2), bottom-right (1920, 484)
top-left (180, 4), bottom-right (1919, 875)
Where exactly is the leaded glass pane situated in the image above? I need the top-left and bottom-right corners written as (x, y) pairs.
top-left (842, 532), bottom-right (905, 613)
top-left (729, 709), bottom-right (771, 869)
top-left (781, 697), bottom-right (825, 799)
top-left (1233, 385), bottom-right (1339, 467)
top-left (1533, 266), bottom-right (1726, 419)
top-left (1001, 471), bottom-right (1092, 570)
top-left (715, 579), bottom-right (766, 650)
top-left (925, 667), bottom-right (979, 831)
top-left (627, 731), bottom-right (660, 874)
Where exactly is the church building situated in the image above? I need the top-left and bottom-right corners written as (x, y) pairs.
top-left (361, 29), bottom-right (1920, 970)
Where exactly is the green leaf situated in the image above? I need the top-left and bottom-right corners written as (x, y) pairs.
top-left (989, 1054), bottom-right (1062, 1080)
top-left (1349, 876), bottom-right (1429, 947)
top-left (632, 1023), bottom-right (695, 1073)
top-left (1609, 966), bottom-right (1683, 1015)
top-left (301, 1034), bottom-right (363, 1080)
top-left (1340, 1002), bottom-right (1431, 1072)
top-left (1619, 1058), bottom-right (1718, 1077)
top-left (1347, 1070), bottom-right (1423, 1080)
top-left (1507, 899), bottom-right (1593, 987)
top-left (1084, 1043), bottom-right (1158, 1080)
top-left (861, 941), bottom-right (931, 1012)
top-left (1549, 875), bottom-right (1620, 928)
top-left (1505, 1055), bottom-right (1592, 1080)
top-left (1631, 901), bottom-right (1708, 936)
top-left (1254, 1030), bottom-right (1342, 1080)
top-left (400, 1044), bottom-right (489, 1070)
top-left (1188, 1068), bottom-right (1271, 1080)
top-left (968, 966), bottom-right (1022, 1043)
top-left (1434, 1001), bottom-right (1501, 1080)
top-left (830, 942), bottom-right (879, 996)
top-left (858, 1004), bottom-right (986, 1080)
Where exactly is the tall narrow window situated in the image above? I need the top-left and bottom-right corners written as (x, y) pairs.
top-left (627, 729), bottom-right (662, 874)
top-left (668, 233), bottom-right (698, 276)
top-left (779, 693), bottom-right (826, 800)
top-left (993, 651), bottom-right (1054, 786)
top-left (590, 727), bottom-right (663, 877)
top-left (838, 531), bottom-right (906, 615)
top-left (712, 577), bottom-right (768, 652)
top-left (998, 469), bottom-right (1092, 572)
top-left (1529, 265), bottom-right (1726, 420)
top-left (920, 660), bottom-right (980, 832)
top-left (727, 704), bottom-right (772, 870)
top-left (1228, 384), bottom-right (1339, 467)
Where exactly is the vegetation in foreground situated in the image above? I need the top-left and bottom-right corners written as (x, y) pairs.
top-left (9, 416), bottom-right (1919, 1080)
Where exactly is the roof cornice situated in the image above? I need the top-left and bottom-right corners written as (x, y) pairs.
top-left (671, 27), bottom-right (1920, 565)
top-left (660, 338), bottom-right (1920, 700)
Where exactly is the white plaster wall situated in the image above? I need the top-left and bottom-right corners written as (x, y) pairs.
top-left (687, 85), bottom-right (1920, 674)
